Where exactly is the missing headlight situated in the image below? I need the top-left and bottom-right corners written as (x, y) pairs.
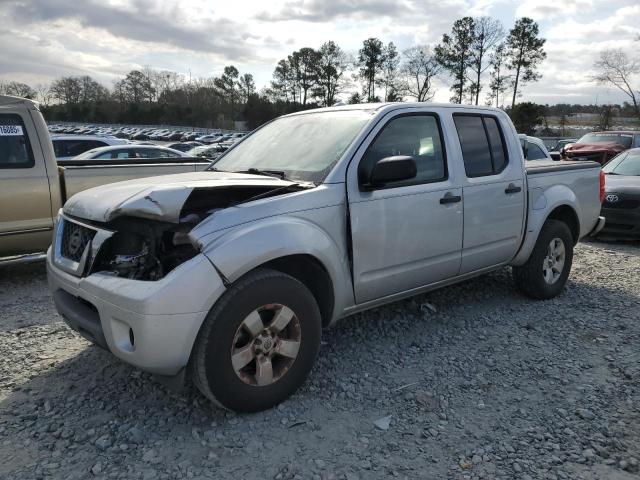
top-left (91, 217), bottom-right (199, 281)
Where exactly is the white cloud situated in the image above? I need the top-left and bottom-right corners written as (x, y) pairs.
top-left (515, 0), bottom-right (593, 21)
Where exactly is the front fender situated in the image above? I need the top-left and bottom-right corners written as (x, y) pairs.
top-left (200, 212), bottom-right (354, 321)
top-left (511, 185), bottom-right (581, 266)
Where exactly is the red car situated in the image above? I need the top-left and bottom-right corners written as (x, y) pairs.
top-left (562, 131), bottom-right (640, 165)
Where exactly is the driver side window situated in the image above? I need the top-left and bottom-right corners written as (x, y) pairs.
top-left (359, 114), bottom-right (447, 188)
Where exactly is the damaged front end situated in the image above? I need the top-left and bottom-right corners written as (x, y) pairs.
top-left (57, 179), bottom-right (307, 281)
top-left (91, 216), bottom-right (200, 281)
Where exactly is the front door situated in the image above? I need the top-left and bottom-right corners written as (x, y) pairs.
top-left (0, 110), bottom-right (54, 256)
top-left (347, 112), bottom-right (463, 304)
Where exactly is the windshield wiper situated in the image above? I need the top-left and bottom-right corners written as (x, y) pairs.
top-left (235, 168), bottom-right (287, 180)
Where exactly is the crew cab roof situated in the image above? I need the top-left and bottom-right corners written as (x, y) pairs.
top-left (283, 102), bottom-right (507, 117)
top-left (0, 95), bottom-right (38, 108)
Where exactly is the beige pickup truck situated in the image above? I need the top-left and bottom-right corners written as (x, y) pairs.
top-left (0, 95), bottom-right (211, 258)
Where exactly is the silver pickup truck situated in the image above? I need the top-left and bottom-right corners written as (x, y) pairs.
top-left (47, 103), bottom-right (605, 412)
top-left (0, 95), bottom-right (210, 259)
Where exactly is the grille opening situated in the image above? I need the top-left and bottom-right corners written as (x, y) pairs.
top-left (61, 221), bottom-right (96, 262)
top-left (129, 328), bottom-right (135, 347)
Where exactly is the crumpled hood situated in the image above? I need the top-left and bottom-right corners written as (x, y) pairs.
top-left (565, 142), bottom-right (626, 154)
top-left (63, 171), bottom-right (294, 223)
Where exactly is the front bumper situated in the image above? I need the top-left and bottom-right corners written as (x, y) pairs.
top-left (600, 208), bottom-right (640, 238)
top-left (47, 248), bottom-right (226, 376)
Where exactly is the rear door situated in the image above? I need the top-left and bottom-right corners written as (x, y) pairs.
top-left (347, 110), bottom-right (463, 304)
top-left (0, 111), bottom-right (54, 256)
top-left (453, 113), bottom-right (525, 274)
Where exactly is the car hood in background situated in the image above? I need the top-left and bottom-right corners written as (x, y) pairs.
top-left (565, 142), bottom-right (626, 155)
top-left (604, 175), bottom-right (640, 194)
top-left (63, 171), bottom-right (295, 223)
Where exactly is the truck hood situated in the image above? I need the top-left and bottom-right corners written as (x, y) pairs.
top-left (63, 171), bottom-right (296, 223)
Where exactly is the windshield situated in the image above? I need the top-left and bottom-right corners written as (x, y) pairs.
top-left (212, 110), bottom-right (373, 183)
top-left (603, 150), bottom-right (640, 176)
top-left (577, 133), bottom-right (633, 148)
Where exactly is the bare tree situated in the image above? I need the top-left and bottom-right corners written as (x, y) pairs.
top-left (35, 83), bottom-right (53, 107)
top-left (468, 16), bottom-right (504, 105)
top-left (2, 81), bottom-right (37, 99)
top-left (486, 43), bottom-right (509, 107)
top-left (401, 46), bottom-right (441, 102)
top-left (380, 42), bottom-right (401, 101)
top-left (592, 49), bottom-right (639, 118)
top-left (50, 77), bottom-right (82, 104)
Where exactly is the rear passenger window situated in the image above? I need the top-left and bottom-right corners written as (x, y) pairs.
top-left (484, 117), bottom-right (507, 170)
top-left (360, 114), bottom-right (447, 188)
top-left (0, 114), bottom-right (34, 168)
top-left (454, 114), bottom-right (508, 177)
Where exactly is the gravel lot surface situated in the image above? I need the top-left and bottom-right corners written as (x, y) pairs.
top-left (0, 240), bottom-right (638, 480)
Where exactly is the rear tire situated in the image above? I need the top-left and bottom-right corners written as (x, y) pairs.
top-left (513, 219), bottom-right (574, 300)
top-left (190, 268), bottom-right (322, 412)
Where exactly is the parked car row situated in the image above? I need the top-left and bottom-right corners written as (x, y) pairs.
top-left (47, 124), bottom-right (250, 161)
top-left (48, 123), bottom-right (247, 143)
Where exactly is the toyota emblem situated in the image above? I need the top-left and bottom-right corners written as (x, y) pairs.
top-left (605, 194), bottom-right (619, 203)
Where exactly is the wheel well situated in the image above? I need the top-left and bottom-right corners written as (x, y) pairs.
top-left (260, 255), bottom-right (335, 328)
top-left (547, 205), bottom-right (580, 244)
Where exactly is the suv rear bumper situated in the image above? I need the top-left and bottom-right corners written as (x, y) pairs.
top-left (47, 248), bottom-right (226, 376)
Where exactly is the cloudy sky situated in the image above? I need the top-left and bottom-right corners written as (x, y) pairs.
top-left (1, 0), bottom-right (638, 105)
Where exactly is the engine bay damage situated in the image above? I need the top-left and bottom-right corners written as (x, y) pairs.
top-left (87, 184), bottom-right (306, 281)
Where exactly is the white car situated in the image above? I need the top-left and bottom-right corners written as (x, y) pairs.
top-left (195, 134), bottom-right (223, 144)
top-left (51, 135), bottom-right (129, 160)
top-left (519, 134), bottom-right (552, 161)
top-left (73, 145), bottom-right (187, 160)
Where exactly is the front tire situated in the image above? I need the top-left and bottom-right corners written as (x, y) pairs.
top-left (190, 268), bottom-right (322, 412)
top-left (513, 219), bottom-right (574, 299)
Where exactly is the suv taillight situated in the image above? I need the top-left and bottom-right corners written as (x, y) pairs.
top-left (599, 170), bottom-right (605, 203)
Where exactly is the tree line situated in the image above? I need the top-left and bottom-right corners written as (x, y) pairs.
top-left (0, 16), bottom-right (637, 130)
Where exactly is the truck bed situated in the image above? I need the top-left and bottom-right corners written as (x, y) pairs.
top-left (525, 159), bottom-right (601, 175)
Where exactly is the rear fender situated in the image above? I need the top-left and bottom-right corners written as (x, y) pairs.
top-left (511, 185), bottom-right (580, 266)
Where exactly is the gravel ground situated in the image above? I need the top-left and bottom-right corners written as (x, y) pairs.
top-left (0, 240), bottom-right (639, 480)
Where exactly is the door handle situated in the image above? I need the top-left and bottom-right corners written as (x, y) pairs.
top-left (439, 193), bottom-right (462, 204)
top-left (505, 184), bottom-right (522, 194)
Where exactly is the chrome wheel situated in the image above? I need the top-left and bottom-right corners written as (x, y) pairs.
top-left (231, 304), bottom-right (302, 386)
top-left (543, 237), bottom-right (565, 285)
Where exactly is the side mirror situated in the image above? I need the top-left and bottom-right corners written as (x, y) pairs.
top-left (362, 155), bottom-right (417, 190)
